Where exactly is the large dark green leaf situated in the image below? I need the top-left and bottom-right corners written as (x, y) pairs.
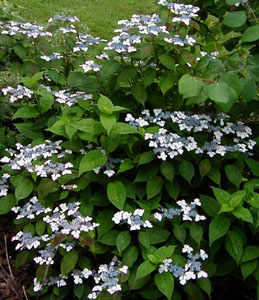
top-left (107, 181), bottom-right (126, 209)
top-left (79, 150), bottom-right (107, 176)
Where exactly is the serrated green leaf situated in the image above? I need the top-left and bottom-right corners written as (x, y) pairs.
top-left (0, 194), bottom-right (16, 214)
top-left (61, 250), bottom-right (78, 275)
top-left (160, 162), bottom-right (174, 182)
top-left (199, 159), bottom-right (212, 178)
top-left (225, 230), bottom-right (243, 264)
top-left (160, 72), bottom-right (176, 94)
top-left (242, 24), bottom-right (259, 43)
top-left (211, 186), bottom-right (230, 205)
top-left (96, 209), bottom-right (115, 238)
top-left (98, 94), bottom-right (114, 115)
top-left (107, 181), bottom-right (126, 209)
top-left (224, 164), bottom-right (242, 188)
top-left (179, 74), bottom-right (204, 98)
top-left (209, 214), bottom-right (231, 245)
top-left (72, 119), bottom-right (104, 135)
top-left (79, 150), bottom-right (107, 176)
top-left (173, 225), bottom-right (186, 244)
top-left (110, 122), bottom-right (139, 135)
top-left (123, 246), bottom-right (139, 267)
top-left (179, 160), bottom-right (194, 184)
top-left (146, 176), bottom-right (163, 199)
top-left (100, 114), bottom-right (116, 135)
top-left (132, 82), bottom-right (147, 105)
top-left (241, 260), bottom-right (258, 280)
top-left (116, 231), bottom-right (131, 254)
top-left (232, 207), bottom-right (253, 223)
top-left (136, 261), bottom-right (156, 279)
top-left (100, 60), bottom-right (120, 79)
top-left (208, 82), bottom-right (237, 104)
top-left (155, 272), bottom-right (174, 300)
top-left (241, 246), bottom-right (259, 263)
top-left (158, 54), bottom-right (175, 70)
top-left (15, 177), bottom-right (33, 201)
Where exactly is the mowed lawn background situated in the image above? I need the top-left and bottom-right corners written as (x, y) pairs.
top-left (9, 0), bottom-right (159, 38)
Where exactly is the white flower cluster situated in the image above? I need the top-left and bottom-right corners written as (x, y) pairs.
top-left (0, 21), bottom-right (52, 38)
top-left (158, 1), bottom-right (200, 25)
top-left (1, 85), bottom-right (33, 103)
top-left (159, 244), bottom-right (208, 285)
top-left (11, 196), bottom-right (52, 219)
top-left (73, 33), bottom-right (105, 53)
top-left (112, 209), bottom-right (153, 230)
top-left (234, 0), bottom-right (249, 7)
top-left (52, 89), bottom-right (93, 106)
top-left (164, 34), bottom-right (196, 46)
top-left (59, 25), bottom-right (77, 34)
top-left (12, 200), bottom-right (99, 265)
top-left (72, 268), bottom-right (92, 284)
top-left (154, 198), bottom-right (206, 222)
top-left (42, 201), bottom-right (99, 239)
top-left (88, 257), bottom-right (128, 299)
top-left (48, 15), bottom-right (80, 23)
top-left (80, 60), bottom-right (102, 73)
top-left (93, 157), bottom-right (123, 177)
top-left (0, 173), bottom-right (10, 197)
top-left (33, 274), bottom-right (68, 292)
top-left (0, 140), bottom-right (73, 181)
top-left (40, 52), bottom-right (63, 61)
top-left (126, 109), bottom-right (256, 160)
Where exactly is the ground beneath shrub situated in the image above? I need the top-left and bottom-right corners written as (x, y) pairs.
top-left (0, 215), bottom-right (33, 300)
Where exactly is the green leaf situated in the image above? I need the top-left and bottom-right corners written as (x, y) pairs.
top-left (15, 123), bottom-right (44, 140)
top-left (190, 223), bottom-right (203, 246)
top-left (173, 225), bottom-right (186, 244)
top-left (0, 194), bottom-right (16, 214)
top-left (123, 246), bottom-right (139, 267)
top-left (155, 272), bottom-right (174, 300)
top-left (160, 162), bottom-right (174, 182)
top-left (15, 177), bottom-right (33, 201)
top-left (96, 210), bottom-right (115, 238)
top-left (68, 72), bottom-right (87, 87)
top-left (146, 176), bottom-right (163, 199)
top-left (144, 69), bottom-right (156, 87)
top-left (61, 250), bottom-right (78, 275)
top-left (135, 165), bottom-right (159, 183)
top-left (36, 220), bottom-right (46, 236)
top-left (158, 54), bottom-right (175, 70)
top-left (118, 158), bottom-right (135, 174)
top-left (136, 261), bottom-right (156, 279)
top-left (132, 82), bottom-right (147, 105)
top-left (241, 246), bottom-right (259, 263)
top-left (72, 119), bottom-right (104, 135)
top-left (99, 230), bottom-right (120, 246)
top-left (74, 284), bottom-right (84, 299)
top-left (241, 260), bottom-right (258, 280)
top-left (138, 231), bottom-right (150, 249)
top-left (110, 122), bottom-right (139, 135)
top-left (107, 181), bottom-right (126, 210)
top-left (179, 160), bottom-right (194, 184)
top-left (100, 60), bottom-right (120, 79)
top-left (232, 207), bottom-right (253, 223)
top-left (209, 214), bottom-right (231, 245)
top-left (39, 90), bottom-right (54, 114)
top-left (197, 278), bottom-right (211, 298)
top-left (65, 125), bottom-right (77, 140)
top-left (225, 230), bottom-right (243, 264)
top-left (208, 167), bottom-right (221, 186)
top-left (37, 178), bottom-right (59, 198)
top-left (137, 151), bottom-right (154, 165)
top-left (14, 44), bottom-right (27, 59)
top-left (224, 164), bottom-right (242, 188)
top-left (223, 11), bottom-right (247, 28)
top-left (116, 231), bottom-right (131, 254)
top-left (211, 187), bottom-right (230, 205)
top-left (150, 229), bottom-right (170, 244)
top-left (244, 157), bottom-right (259, 176)
top-left (79, 150), bottom-right (107, 176)
top-left (160, 72), bottom-right (176, 94)
top-left (208, 82), bottom-right (237, 104)
top-left (98, 94), bottom-right (114, 115)
top-left (200, 194), bottom-right (220, 217)
top-left (117, 66), bottom-right (138, 83)
top-left (154, 246), bottom-right (176, 262)
top-left (199, 159), bottom-right (212, 178)
top-left (100, 114), bottom-right (116, 135)
top-left (179, 74), bottom-right (204, 98)
top-left (242, 24), bottom-right (259, 43)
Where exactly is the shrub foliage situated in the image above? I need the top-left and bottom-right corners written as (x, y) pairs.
top-left (0, 0), bottom-right (259, 299)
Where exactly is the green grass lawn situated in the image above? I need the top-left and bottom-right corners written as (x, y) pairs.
top-left (9, 0), bottom-right (159, 38)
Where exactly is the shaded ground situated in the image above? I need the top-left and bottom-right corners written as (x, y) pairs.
top-left (0, 215), bottom-right (32, 300)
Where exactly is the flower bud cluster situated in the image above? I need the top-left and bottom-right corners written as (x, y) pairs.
top-left (0, 173), bottom-right (10, 197)
top-left (73, 33), bottom-right (105, 53)
top-left (0, 21), bottom-right (52, 38)
top-left (112, 209), bottom-right (153, 230)
top-left (159, 244), bottom-right (208, 285)
top-left (88, 257), bottom-right (128, 299)
top-left (48, 15), bottom-right (80, 23)
top-left (52, 89), bottom-right (93, 106)
top-left (1, 85), bottom-right (33, 103)
top-left (126, 110), bottom-right (256, 160)
top-left (33, 274), bottom-right (68, 292)
top-left (72, 268), bottom-right (92, 284)
top-left (0, 140), bottom-right (73, 181)
top-left (154, 198), bottom-right (205, 222)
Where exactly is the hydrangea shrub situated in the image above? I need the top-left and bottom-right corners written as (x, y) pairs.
top-left (0, 0), bottom-right (259, 299)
